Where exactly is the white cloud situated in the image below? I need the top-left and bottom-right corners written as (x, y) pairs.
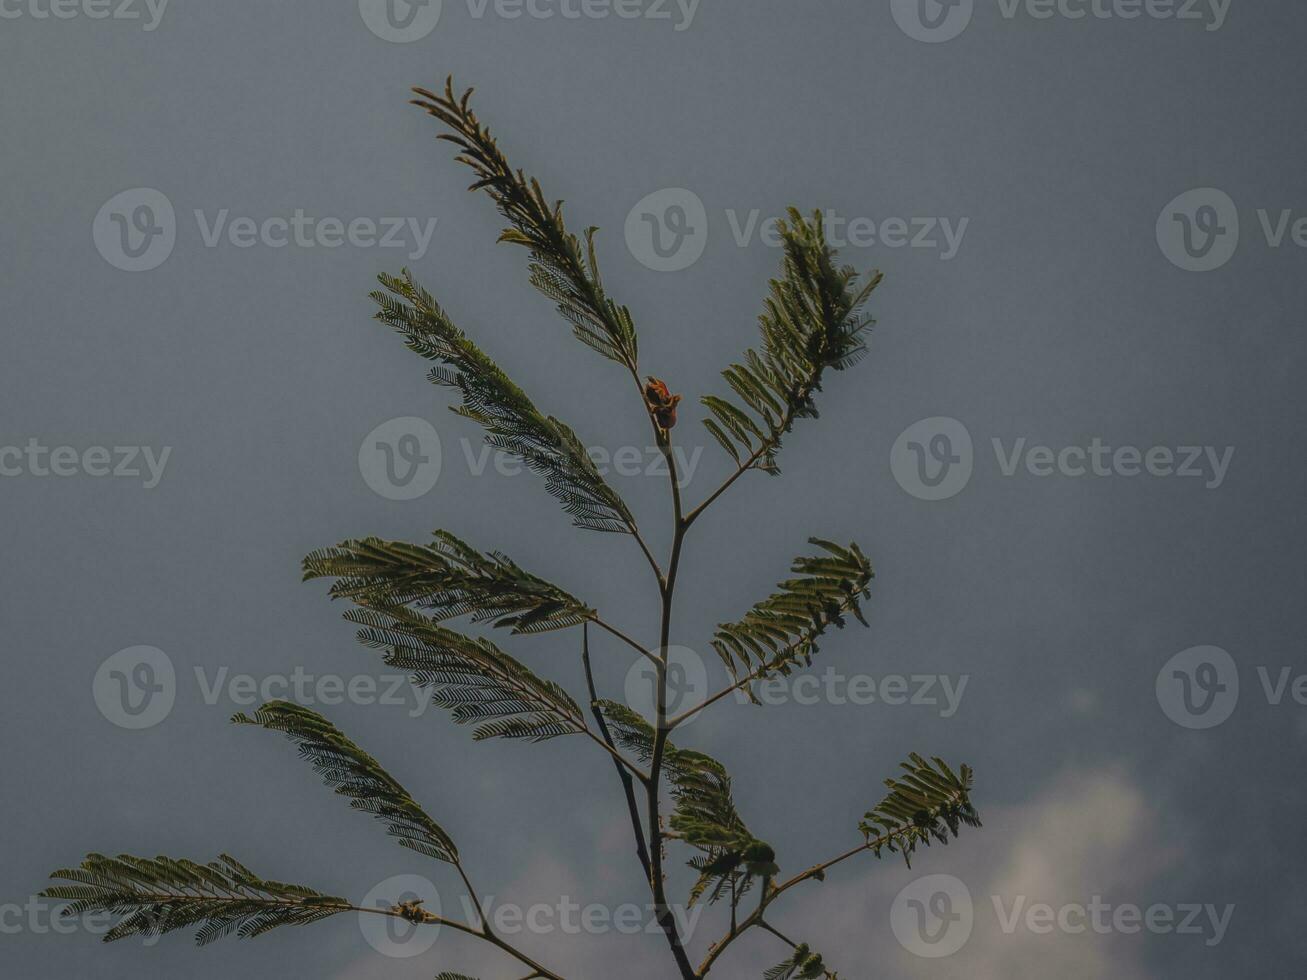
top-left (333, 768), bottom-right (1192, 980)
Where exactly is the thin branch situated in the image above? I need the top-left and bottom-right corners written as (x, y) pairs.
top-left (361, 903), bottom-right (567, 980)
top-left (697, 828), bottom-right (901, 976)
top-left (644, 425), bottom-right (697, 980)
top-left (589, 615), bottom-right (660, 665)
top-left (683, 376), bottom-right (820, 529)
top-left (582, 623), bottom-right (653, 881)
top-left (665, 662), bottom-right (769, 730)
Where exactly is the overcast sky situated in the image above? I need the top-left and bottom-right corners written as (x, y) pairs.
top-left (2, 2), bottom-right (1305, 978)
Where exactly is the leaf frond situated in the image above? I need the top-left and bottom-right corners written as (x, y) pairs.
top-left (764, 943), bottom-right (829, 979)
top-left (594, 701), bottom-right (775, 907)
top-left (42, 853), bottom-right (350, 946)
top-left (410, 78), bottom-right (639, 374)
top-left (702, 209), bottom-right (883, 474)
top-left (859, 754), bottom-right (981, 868)
top-left (351, 604), bottom-right (587, 742)
top-left (303, 530), bottom-right (593, 634)
top-left (372, 268), bottom-right (637, 535)
top-left (232, 700), bottom-right (458, 864)
top-left (712, 538), bottom-right (873, 681)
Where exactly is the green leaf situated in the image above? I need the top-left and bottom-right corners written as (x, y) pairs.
top-left (712, 538), bottom-right (872, 682)
top-left (42, 853), bottom-right (349, 946)
top-left (702, 208), bottom-right (883, 475)
top-left (594, 701), bottom-right (775, 907)
top-left (859, 754), bottom-right (981, 868)
top-left (232, 700), bottom-right (458, 864)
top-left (410, 79), bottom-right (639, 375)
top-left (303, 530), bottom-right (593, 634)
top-left (764, 943), bottom-right (828, 979)
top-left (351, 604), bottom-right (587, 742)
top-left (372, 268), bottom-right (638, 535)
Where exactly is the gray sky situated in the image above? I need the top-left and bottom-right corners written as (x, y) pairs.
top-left (2, 2), bottom-right (1305, 978)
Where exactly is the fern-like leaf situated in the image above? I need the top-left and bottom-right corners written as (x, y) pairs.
top-left (594, 701), bottom-right (775, 907)
top-left (410, 78), bottom-right (639, 374)
top-left (764, 944), bottom-right (828, 979)
top-left (703, 208), bottom-right (883, 475)
top-left (42, 853), bottom-right (350, 946)
top-left (351, 604), bottom-right (587, 742)
top-left (712, 538), bottom-right (872, 683)
top-left (859, 754), bottom-right (981, 868)
top-left (303, 530), bottom-right (593, 634)
top-left (232, 701), bottom-right (459, 863)
top-left (372, 269), bottom-right (637, 535)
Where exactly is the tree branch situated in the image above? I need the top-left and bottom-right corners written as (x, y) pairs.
top-left (582, 623), bottom-right (652, 881)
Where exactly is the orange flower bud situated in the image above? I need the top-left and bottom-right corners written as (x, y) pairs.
top-left (644, 376), bottom-right (682, 430)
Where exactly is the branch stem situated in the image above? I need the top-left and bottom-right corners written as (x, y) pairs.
top-left (582, 623), bottom-right (653, 880)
